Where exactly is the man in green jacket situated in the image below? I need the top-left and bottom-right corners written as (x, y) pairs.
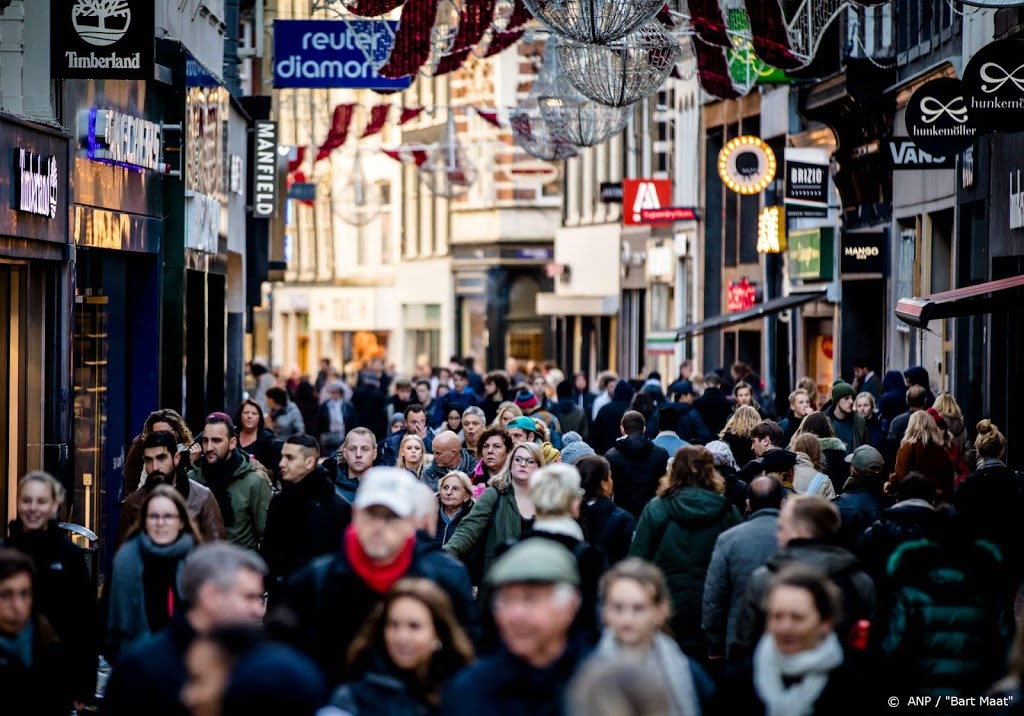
top-left (189, 413), bottom-right (272, 550)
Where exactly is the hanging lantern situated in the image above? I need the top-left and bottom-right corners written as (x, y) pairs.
top-left (419, 113), bottom-right (478, 199)
top-left (523, 0), bottom-right (665, 44)
top-left (510, 41), bottom-right (579, 160)
top-left (336, 151), bottom-right (383, 227)
top-left (558, 22), bottom-right (682, 108)
top-left (539, 75), bottom-right (632, 147)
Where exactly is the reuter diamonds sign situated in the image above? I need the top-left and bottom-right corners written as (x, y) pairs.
top-left (51, 0), bottom-right (154, 80)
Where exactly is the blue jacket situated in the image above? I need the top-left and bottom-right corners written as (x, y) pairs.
top-left (432, 388), bottom-right (479, 426)
top-left (377, 428), bottom-right (435, 467)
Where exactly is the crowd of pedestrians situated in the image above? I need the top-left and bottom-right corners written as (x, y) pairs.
top-left (2, 354), bottom-right (1024, 715)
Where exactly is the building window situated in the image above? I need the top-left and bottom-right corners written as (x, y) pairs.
top-left (379, 182), bottom-right (392, 265)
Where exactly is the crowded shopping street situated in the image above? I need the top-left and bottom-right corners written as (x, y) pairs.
top-left (3, 0), bottom-right (1024, 715)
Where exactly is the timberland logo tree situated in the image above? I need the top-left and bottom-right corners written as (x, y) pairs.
top-left (72, 0), bottom-right (131, 47)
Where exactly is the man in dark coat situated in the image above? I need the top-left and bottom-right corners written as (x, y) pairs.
top-left (351, 372), bottom-right (387, 441)
top-left (852, 358), bottom-right (883, 401)
top-left (693, 372), bottom-right (733, 438)
top-left (571, 372), bottom-right (596, 417)
top-left (419, 431), bottom-right (478, 491)
top-left (102, 543), bottom-right (269, 716)
top-left (668, 381), bottom-right (712, 444)
top-left (884, 384), bottom-right (928, 468)
top-left (443, 540), bottom-right (590, 716)
top-left (554, 379), bottom-right (589, 441)
top-left (591, 380), bottom-right (635, 455)
top-left (317, 381), bottom-right (360, 457)
top-left (377, 404), bottom-right (435, 467)
top-left (833, 446), bottom-right (890, 549)
top-left (277, 468), bottom-right (474, 686)
top-left (262, 436), bottom-right (352, 601)
top-left (826, 382), bottom-right (868, 455)
top-left (857, 476), bottom-right (943, 584)
top-left (604, 411), bottom-right (670, 518)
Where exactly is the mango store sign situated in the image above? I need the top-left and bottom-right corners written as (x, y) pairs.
top-left (273, 20), bottom-right (413, 90)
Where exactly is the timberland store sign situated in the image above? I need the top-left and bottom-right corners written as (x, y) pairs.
top-left (51, 0), bottom-right (154, 80)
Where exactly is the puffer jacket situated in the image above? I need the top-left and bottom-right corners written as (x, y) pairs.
top-left (555, 399), bottom-right (589, 441)
top-left (604, 434), bottom-right (670, 518)
top-left (881, 537), bottom-right (1013, 699)
top-left (579, 496), bottom-right (636, 565)
top-left (630, 487), bottom-right (742, 656)
top-left (734, 539), bottom-right (876, 661)
top-left (443, 485), bottom-right (525, 583)
top-left (855, 500), bottom-right (943, 582)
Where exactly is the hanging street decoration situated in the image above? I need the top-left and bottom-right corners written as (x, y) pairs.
top-left (287, 146), bottom-right (307, 174)
top-left (686, 0), bottom-right (732, 47)
top-left (336, 151), bottom-right (383, 226)
top-left (399, 107), bottom-right (425, 124)
top-left (743, 0), bottom-right (804, 70)
top-left (316, 104), bottom-right (357, 162)
top-left (383, 148), bottom-right (430, 166)
top-left (905, 77), bottom-right (976, 156)
top-left (962, 38), bottom-right (1024, 134)
top-left (418, 113), bottom-right (478, 198)
top-left (361, 105), bottom-right (392, 138)
top-left (341, 0), bottom-right (407, 16)
top-left (522, 0), bottom-right (665, 45)
top-left (476, 110), bottom-right (503, 128)
top-left (718, 136), bottom-right (778, 194)
top-left (379, 0), bottom-right (439, 78)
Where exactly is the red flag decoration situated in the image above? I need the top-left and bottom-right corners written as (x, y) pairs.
top-left (744, 0), bottom-right (803, 70)
top-left (693, 37), bottom-right (740, 99)
top-left (287, 146), bottom-right (307, 174)
top-left (316, 104), bottom-right (356, 162)
top-left (687, 0), bottom-right (731, 47)
top-left (378, 0), bottom-right (440, 79)
top-left (484, 28), bottom-right (526, 57)
top-left (383, 148), bottom-right (429, 166)
top-left (399, 106), bottom-right (424, 124)
top-left (476, 109), bottom-right (502, 128)
top-left (361, 105), bottom-right (391, 138)
top-left (435, 48), bottom-right (473, 77)
top-left (343, 0), bottom-right (407, 16)
top-left (450, 0), bottom-right (496, 53)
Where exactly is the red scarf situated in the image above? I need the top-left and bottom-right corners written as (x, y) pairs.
top-left (344, 525), bottom-right (415, 594)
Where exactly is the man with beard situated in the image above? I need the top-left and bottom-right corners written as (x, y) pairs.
top-left (117, 431), bottom-right (224, 546)
top-left (189, 413), bottom-right (272, 550)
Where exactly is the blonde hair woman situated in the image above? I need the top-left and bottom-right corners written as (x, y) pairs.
top-left (933, 392), bottom-right (968, 456)
top-left (890, 411), bottom-right (954, 502)
top-left (396, 434), bottom-right (431, 480)
top-left (494, 402), bottom-right (523, 429)
top-left (719, 405), bottom-right (763, 468)
top-left (443, 442), bottom-right (546, 582)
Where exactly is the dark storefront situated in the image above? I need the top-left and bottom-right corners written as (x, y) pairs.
top-left (0, 114), bottom-right (73, 527)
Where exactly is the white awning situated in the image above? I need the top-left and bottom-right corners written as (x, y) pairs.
top-left (536, 293), bottom-right (619, 317)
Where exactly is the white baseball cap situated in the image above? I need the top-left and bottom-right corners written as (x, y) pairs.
top-left (353, 467), bottom-right (419, 518)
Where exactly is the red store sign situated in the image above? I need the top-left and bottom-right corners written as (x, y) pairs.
top-left (727, 278), bottom-right (758, 313)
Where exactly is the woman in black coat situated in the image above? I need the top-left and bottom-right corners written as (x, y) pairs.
top-left (434, 472), bottom-right (474, 547)
top-left (577, 456), bottom-right (636, 564)
top-left (6, 471), bottom-right (96, 707)
top-left (235, 399), bottom-right (284, 481)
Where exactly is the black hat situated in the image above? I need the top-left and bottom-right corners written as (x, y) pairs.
top-left (760, 449), bottom-right (799, 472)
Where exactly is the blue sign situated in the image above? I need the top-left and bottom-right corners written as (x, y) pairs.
top-left (287, 182), bottom-right (317, 201)
top-left (273, 20), bottom-right (414, 90)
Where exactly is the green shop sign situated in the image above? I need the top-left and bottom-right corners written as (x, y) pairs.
top-left (789, 228), bottom-right (834, 281)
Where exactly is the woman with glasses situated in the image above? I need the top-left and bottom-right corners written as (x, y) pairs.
top-left (434, 471), bottom-right (475, 547)
top-left (106, 485), bottom-right (202, 659)
top-left (443, 442), bottom-right (545, 583)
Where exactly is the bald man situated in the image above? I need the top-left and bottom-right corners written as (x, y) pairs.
top-left (419, 430), bottom-right (478, 491)
top-left (703, 476), bottom-right (784, 661)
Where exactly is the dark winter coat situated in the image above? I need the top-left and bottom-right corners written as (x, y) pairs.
top-left (442, 638), bottom-right (592, 716)
top-left (629, 487), bottom-right (743, 657)
top-left (580, 497), bottom-right (636, 565)
top-left (881, 537), bottom-right (1013, 699)
top-left (714, 655), bottom-right (869, 715)
top-left (419, 449), bottom-right (478, 491)
top-left (954, 460), bottom-right (1024, 576)
top-left (721, 431), bottom-right (755, 471)
top-left (827, 409), bottom-right (868, 454)
top-left (604, 434), bottom-right (670, 518)
top-left (432, 388), bottom-right (479, 427)
top-left (693, 387), bottom-right (733, 438)
top-left (4, 521), bottom-right (97, 704)
top-left (188, 450), bottom-right (272, 550)
top-left (351, 386), bottom-right (387, 444)
top-left (856, 372), bottom-right (883, 401)
top-left (832, 476), bottom-right (890, 549)
top-left (779, 409), bottom-right (802, 446)
top-left (0, 616), bottom-right (74, 716)
top-left (278, 537), bottom-right (474, 686)
top-left (317, 400), bottom-right (360, 454)
top-left (722, 468), bottom-right (751, 514)
top-left (331, 656), bottom-right (439, 716)
top-left (433, 503), bottom-right (471, 547)
top-left (665, 402), bottom-right (712, 444)
top-left (261, 466), bottom-right (351, 599)
top-left (734, 539), bottom-right (876, 661)
top-left (237, 427), bottom-right (284, 477)
top-left (819, 437), bottom-right (851, 495)
top-left (572, 388), bottom-right (596, 417)
top-left (878, 371), bottom-right (908, 427)
top-left (590, 382), bottom-right (635, 455)
top-left (555, 399), bottom-right (589, 441)
top-left (378, 428), bottom-right (436, 468)
top-left (100, 616), bottom-right (195, 716)
top-left (855, 500), bottom-right (944, 582)
top-left (862, 410), bottom-right (885, 449)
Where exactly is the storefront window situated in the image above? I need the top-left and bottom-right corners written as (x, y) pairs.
top-left (73, 295), bottom-right (108, 559)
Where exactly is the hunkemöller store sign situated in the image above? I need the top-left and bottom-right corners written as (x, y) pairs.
top-left (51, 0), bottom-right (154, 80)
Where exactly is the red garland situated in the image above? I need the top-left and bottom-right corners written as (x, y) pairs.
top-left (399, 106), bottom-right (424, 124)
top-left (361, 105), bottom-right (391, 138)
top-left (692, 37), bottom-right (740, 99)
top-left (383, 148), bottom-right (430, 166)
top-left (378, 0), bottom-right (440, 79)
top-left (287, 146), bottom-right (307, 174)
top-left (476, 110), bottom-right (502, 128)
top-left (435, 48), bottom-right (473, 76)
top-left (744, 0), bottom-right (802, 70)
top-left (316, 104), bottom-right (356, 161)
top-left (687, 0), bottom-right (731, 47)
top-left (506, 0), bottom-right (533, 30)
top-left (451, 0), bottom-right (496, 52)
top-left (484, 28), bottom-right (525, 57)
top-left (343, 0), bottom-right (408, 17)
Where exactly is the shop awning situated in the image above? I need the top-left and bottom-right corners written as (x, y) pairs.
top-left (895, 274), bottom-right (1024, 328)
top-left (649, 290), bottom-right (827, 345)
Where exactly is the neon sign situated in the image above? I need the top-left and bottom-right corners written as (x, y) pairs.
top-left (80, 107), bottom-right (168, 173)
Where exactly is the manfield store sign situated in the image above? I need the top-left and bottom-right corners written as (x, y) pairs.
top-left (51, 0), bottom-right (154, 79)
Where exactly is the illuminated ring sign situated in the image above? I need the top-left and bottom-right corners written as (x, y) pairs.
top-left (718, 136), bottom-right (777, 195)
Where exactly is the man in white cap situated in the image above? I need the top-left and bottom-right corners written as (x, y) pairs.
top-left (276, 467), bottom-right (474, 686)
top-left (443, 539), bottom-right (588, 715)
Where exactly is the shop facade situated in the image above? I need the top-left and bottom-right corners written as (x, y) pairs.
top-left (0, 114), bottom-right (73, 527)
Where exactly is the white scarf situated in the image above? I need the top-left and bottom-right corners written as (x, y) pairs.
top-left (532, 515), bottom-right (585, 541)
top-left (596, 631), bottom-right (701, 716)
top-left (753, 632), bottom-right (843, 716)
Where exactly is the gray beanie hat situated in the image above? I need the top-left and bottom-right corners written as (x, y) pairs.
top-left (559, 432), bottom-right (596, 465)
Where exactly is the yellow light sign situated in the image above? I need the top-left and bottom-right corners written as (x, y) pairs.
top-left (757, 206), bottom-right (786, 253)
top-left (718, 135), bottom-right (777, 195)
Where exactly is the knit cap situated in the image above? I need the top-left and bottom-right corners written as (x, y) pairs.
top-left (514, 389), bottom-right (540, 412)
top-left (705, 440), bottom-right (738, 470)
top-left (541, 442), bottom-right (561, 465)
top-left (559, 432), bottom-right (596, 465)
top-left (831, 381), bottom-right (856, 402)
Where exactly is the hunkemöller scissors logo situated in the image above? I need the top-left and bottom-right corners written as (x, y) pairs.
top-left (919, 96), bottom-right (969, 125)
top-left (979, 62), bottom-right (1024, 94)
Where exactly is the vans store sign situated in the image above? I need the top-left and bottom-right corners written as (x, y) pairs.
top-left (51, 0), bottom-right (154, 79)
